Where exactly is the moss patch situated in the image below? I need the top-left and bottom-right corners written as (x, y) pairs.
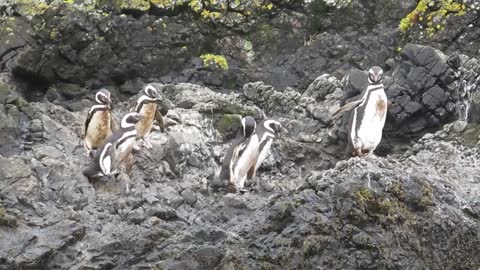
top-left (200, 54), bottom-right (229, 70)
top-left (217, 114), bottom-right (242, 135)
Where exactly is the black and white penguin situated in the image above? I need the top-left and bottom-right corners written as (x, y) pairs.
top-left (82, 112), bottom-right (143, 181)
top-left (82, 89), bottom-right (118, 158)
top-left (333, 66), bottom-right (388, 157)
top-left (250, 119), bottom-right (287, 175)
top-left (130, 84), bottom-right (166, 149)
top-left (219, 116), bottom-right (259, 193)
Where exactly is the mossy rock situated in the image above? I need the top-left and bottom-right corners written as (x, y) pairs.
top-left (58, 83), bottom-right (88, 100)
top-left (5, 95), bottom-right (29, 108)
top-left (0, 207), bottom-right (17, 227)
top-left (460, 123), bottom-right (480, 145)
top-left (0, 82), bottom-right (11, 99)
top-left (116, 0), bottom-right (151, 11)
top-left (217, 114), bottom-right (242, 135)
top-left (14, 0), bottom-right (50, 17)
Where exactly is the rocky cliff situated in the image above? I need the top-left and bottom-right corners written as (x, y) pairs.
top-left (1, 0), bottom-right (480, 269)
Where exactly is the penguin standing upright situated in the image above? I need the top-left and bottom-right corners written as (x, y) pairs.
top-left (82, 89), bottom-right (118, 157)
top-left (130, 84), bottom-right (166, 149)
top-left (82, 112), bottom-right (143, 182)
top-left (333, 66), bottom-right (388, 157)
top-left (250, 119), bottom-right (287, 175)
top-left (219, 116), bottom-right (259, 193)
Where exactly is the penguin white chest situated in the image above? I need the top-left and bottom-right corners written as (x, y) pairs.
top-left (255, 138), bottom-right (273, 171)
top-left (353, 90), bottom-right (387, 151)
top-left (86, 112), bottom-right (111, 148)
top-left (137, 104), bottom-right (156, 138)
top-left (234, 135), bottom-right (260, 182)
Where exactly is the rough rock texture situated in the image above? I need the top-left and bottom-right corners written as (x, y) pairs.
top-left (1, 78), bottom-right (480, 269)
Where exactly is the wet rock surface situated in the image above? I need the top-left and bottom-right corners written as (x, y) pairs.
top-left (0, 77), bottom-right (479, 269)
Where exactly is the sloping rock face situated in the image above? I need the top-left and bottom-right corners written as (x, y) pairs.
top-left (0, 79), bottom-right (479, 269)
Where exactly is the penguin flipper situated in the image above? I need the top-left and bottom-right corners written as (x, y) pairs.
top-left (155, 108), bottom-right (166, 133)
top-left (387, 101), bottom-right (392, 110)
top-left (332, 100), bottom-right (363, 119)
top-left (99, 142), bottom-right (116, 176)
top-left (82, 111), bottom-right (92, 139)
top-left (125, 153), bottom-right (134, 175)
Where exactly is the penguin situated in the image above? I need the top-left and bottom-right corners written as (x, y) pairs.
top-left (130, 84), bottom-right (166, 149)
top-left (249, 119), bottom-right (287, 176)
top-left (82, 112), bottom-right (143, 182)
top-left (219, 116), bottom-right (259, 193)
top-left (82, 89), bottom-right (118, 158)
top-left (333, 66), bottom-right (388, 157)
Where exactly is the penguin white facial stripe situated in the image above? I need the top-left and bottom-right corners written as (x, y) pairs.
top-left (263, 120), bottom-right (280, 135)
top-left (117, 129), bottom-right (137, 148)
top-left (241, 118), bottom-right (246, 137)
top-left (144, 85), bottom-right (158, 98)
top-left (135, 95), bottom-right (159, 112)
top-left (100, 143), bottom-right (113, 175)
top-left (260, 133), bottom-right (275, 146)
top-left (88, 104), bottom-right (109, 115)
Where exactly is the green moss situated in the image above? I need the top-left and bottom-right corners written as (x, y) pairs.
top-left (0, 208), bottom-right (17, 227)
top-left (117, 0), bottom-right (151, 11)
top-left (303, 235), bottom-right (323, 257)
top-left (15, 0), bottom-right (50, 16)
top-left (150, 0), bottom-right (174, 9)
top-left (308, 0), bottom-right (330, 31)
top-left (0, 82), bottom-right (11, 99)
top-left (354, 188), bottom-right (373, 210)
top-left (200, 54), bottom-right (229, 70)
top-left (399, 0), bottom-right (467, 36)
top-left (254, 23), bottom-right (279, 46)
top-left (217, 114), bottom-right (242, 135)
top-left (420, 184), bottom-right (434, 208)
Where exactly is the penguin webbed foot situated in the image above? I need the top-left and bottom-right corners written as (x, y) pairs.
top-left (236, 187), bottom-right (248, 194)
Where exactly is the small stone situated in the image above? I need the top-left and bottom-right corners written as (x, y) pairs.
top-left (452, 120), bottom-right (468, 133)
top-left (30, 119), bottom-right (43, 132)
top-left (180, 189), bottom-right (197, 206)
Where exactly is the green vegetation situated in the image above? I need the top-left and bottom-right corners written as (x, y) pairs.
top-left (307, 0), bottom-right (330, 31)
top-left (217, 114), bottom-right (241, 135)
top-left (200, 54), bottom-right (229, 70)
top-left (399, 0), bottom-right (467, 37)
top-left (109, 0), bottom-right (275, 21)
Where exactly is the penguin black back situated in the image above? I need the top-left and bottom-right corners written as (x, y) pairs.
top-left (82, 113), bottom-right (143, 181)
top-left (218, 116), bottom-right (257, 185)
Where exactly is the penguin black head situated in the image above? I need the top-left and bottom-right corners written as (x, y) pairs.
top-left (368, 66), bottom-right (384, 84)
top-left (241, 116), bottom-right (256, 137)
top-left (264, 119), bottom-right (288, 136)
top-left (95, 89), bottom-right (112, 106)
top-left (143, 84), bottom-right (161, 100)
top-left (121, 112), bottom-right (144, 129)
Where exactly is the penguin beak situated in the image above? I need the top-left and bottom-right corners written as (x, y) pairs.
top-left (277, 124), bottom-right (288, 135)
top-left (373, 74), bottom-right (383, 83)
top-left (107, 97), bottom-right (113, 109)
